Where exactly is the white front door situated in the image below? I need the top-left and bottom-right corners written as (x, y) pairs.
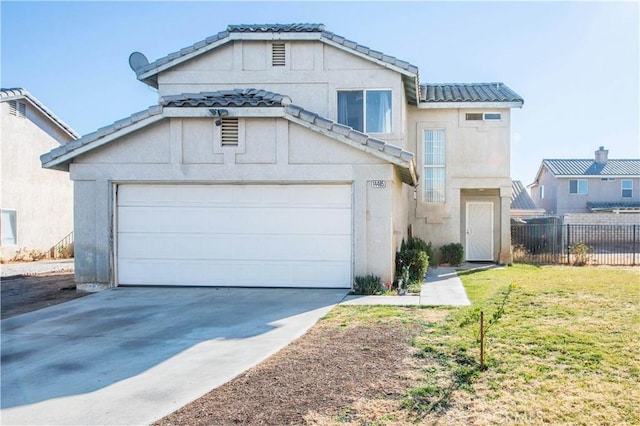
top-left (116, 184), bottom-right (353, 288)
top-left (465, 202), bottom-right (494, 261)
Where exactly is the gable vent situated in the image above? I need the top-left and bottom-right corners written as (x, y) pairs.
top-left (8, 100), bottom-right (26, 118)
top-left (221, 118), bottom-right (239, 145)
top-left (272, 42), bottom-right (286, 66)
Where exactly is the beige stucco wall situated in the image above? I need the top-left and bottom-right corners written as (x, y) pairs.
top-left (158, 39), bottom-right (406, 147)
top-left (405, 107), bottom-right (513, 262)
top-left (0, 101), bottom-right (74, 259)
top-left (70, 116), bottom-right (403, 290)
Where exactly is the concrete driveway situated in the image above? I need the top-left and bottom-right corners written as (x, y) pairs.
top-left (1, 287), bottom-right (347, 425)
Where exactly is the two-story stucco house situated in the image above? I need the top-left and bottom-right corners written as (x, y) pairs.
top-left (1, 88), bottom-right (77, 260)
top-left (529, 147), bottom-right (640, 215)
top-left (41, 24), bottom-right (523, 291)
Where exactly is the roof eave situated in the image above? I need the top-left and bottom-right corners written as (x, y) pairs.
top-left (418, 101), bottom-right (524, 109)
top-left (41, 113), bottom-right (165, 171)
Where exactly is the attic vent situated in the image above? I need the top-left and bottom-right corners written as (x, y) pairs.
top-left (272, 42), bottom-right (286, 66)
top-left (8, 100), bottom-right (26, 118)
top-left (221, 118), bottom-right (239, 145)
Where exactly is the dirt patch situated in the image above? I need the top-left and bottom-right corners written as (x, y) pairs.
top-left (1, 273), bottom-right (88, 319)
top-left (156, 309), bottom-right (447, 426)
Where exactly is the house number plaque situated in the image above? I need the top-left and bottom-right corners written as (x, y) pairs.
top-left (371, 180), bottom-right (386, 188)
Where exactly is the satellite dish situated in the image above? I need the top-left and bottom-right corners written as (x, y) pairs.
top-left (129, 52), bottom-right (149, 72)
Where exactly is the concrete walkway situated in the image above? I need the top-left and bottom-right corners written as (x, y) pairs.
top-left (340, 265), bottom-right (472, 306)
top-left (1, 287), bottom-right (347, 425)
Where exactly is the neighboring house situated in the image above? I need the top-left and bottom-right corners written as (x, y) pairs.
top-left (41, 24), bottom-right (523, 291)
top-left (511, 180), bottom-right (545, 219)
top-left (1, 88), bottom-right (78, 260)
top-left (529, 147), bottom-right (640, 215)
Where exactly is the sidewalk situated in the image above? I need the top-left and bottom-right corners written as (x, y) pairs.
top-left (340, 265), bottom-right (473, 307)
top-left (1, 259), bottom-right (74, 278)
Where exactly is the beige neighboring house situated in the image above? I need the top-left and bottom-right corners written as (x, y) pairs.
top-left (41, 24), bottom-right (524, 292)
top-left (1, 88), bottom-right (78, 260)
top-left (529, 146), bottom-right (640, 215)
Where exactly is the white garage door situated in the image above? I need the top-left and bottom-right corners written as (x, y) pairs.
top-left (116, 184), bottom-right (352, 288)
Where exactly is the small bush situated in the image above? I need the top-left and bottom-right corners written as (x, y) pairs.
top-left (396, 249), bottom-right (429, 287)
top-left (570, 242), bottom-right (591, 266)
top-left (440, 243), bottom-right (464, 266)
top-left (353, 274), bottom-right (382, 295)
top-left (404, 237), bottom-right (437, 267)
top-left (57, 243), bottom-right (74, 259)
top-left (10, 248), bottom-right (47, 262)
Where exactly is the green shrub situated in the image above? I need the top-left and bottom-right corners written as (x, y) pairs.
top-left (440, 242), bottom-right (464, 266)
top-left (396, 249), bottom-right (429, 287)
top-left (353, 274), bottom-right (382, 295)
top-left (404, 237), bottom-right (437, 267)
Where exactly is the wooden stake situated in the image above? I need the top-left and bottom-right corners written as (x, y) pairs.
top-left (480, 311), bottom-right (485, 369)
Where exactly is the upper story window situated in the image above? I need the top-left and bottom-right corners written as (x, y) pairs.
top-left (271, 43), bottom-right (285, 66)
top-left (621, 179), bottom-right (633, 198)
top-left (539, 185), bottom-right (545, 199)
top-left (465, 112), bottom-right (501, 121)
top-left (569, 179), bottom-right (588, 195)
top-left (423, 129), bottom-right (446, 203)
top-left (337, 90), bottom-right (391, 133)
top-left (8, 100), bottom-right (26, 118)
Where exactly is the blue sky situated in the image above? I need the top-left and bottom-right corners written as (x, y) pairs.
top-left (2, 1), bottom-right (638, 185)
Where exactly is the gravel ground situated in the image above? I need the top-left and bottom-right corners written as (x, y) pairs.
top-left (1, 259), bottom-right (74, 278)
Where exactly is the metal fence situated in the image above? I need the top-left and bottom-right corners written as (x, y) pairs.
top-left (511, 223), bottom-right (639, 266)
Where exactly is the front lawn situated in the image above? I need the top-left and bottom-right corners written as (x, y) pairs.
top-left (155, 264), bottom-right (639, 425)
top-left (407, 264), bottom-right (639, 425)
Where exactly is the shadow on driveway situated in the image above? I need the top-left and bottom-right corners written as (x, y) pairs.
top-left (1, 287), bottom-right (347, 425)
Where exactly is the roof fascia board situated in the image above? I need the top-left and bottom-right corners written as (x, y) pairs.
top-left (163, 107), bottom-right (284, 118)
top-left (1, 92), bottom-right (79, 139)
top-left (42, 114), bottom-right (165, 170)
top-left (285, 114), bottom-right (409, 169)
top-left (554, 174), bottom-right (640, 178)
top-left (319, 38), bottom-right (417, 78)
top-left (136, 38), bottom-right (232, 82)
top-left (418, 101), bottom-right (523, 109)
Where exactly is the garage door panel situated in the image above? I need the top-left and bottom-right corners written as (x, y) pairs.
top-left (118, 259), bottom-right (350, 288)
top-left (118, 184), bottom-right (352, 209)
top-left (117, 184), bottom-right (352, 288)
top-left (118, 207), bottom-right (351, 235)
top-left (119, 233), bottom-right (351, 261)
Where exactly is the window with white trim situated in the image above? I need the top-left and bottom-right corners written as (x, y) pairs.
top-left (622, 179), bottom-right (633, 198)
top-left (337, 90), bottom-right (391, 133)
top-left (423, 129), bottom-right (446, 203)
top-left (465, 112), bottom-right (501, 121)
top-left (569, 179), bottom-right (588, 194)
top-left (539, 185), bottom-right (545, 199)
top-left (1, 209), bottom-right (17, 246)
top-left (8, 100), bottom-right (26, 118)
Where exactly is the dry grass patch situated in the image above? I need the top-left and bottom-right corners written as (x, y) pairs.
top-left (155, 306), bottom-right (448, 426)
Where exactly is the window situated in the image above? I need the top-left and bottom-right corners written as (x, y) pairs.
top-left (569, 179), bottom-right (588, 194)
top-left (1, 209), bottom-right (17, 246)
top-left (220, 118), bottom-right (239, 146)
top-left (423, 129), bottom-right (446, 203)
top-left (622, 180), bottom-right (633, 198)
top-left (539, 185), bottom-right (545, 199)
top-left (465, 112), bottom-right (501, 121)
top-left (271, 42), bottom-right (285, 66)
top-left (337, 90), bottom-right (391, 133)
top-left (8, 100), bottom-right (26, 118)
